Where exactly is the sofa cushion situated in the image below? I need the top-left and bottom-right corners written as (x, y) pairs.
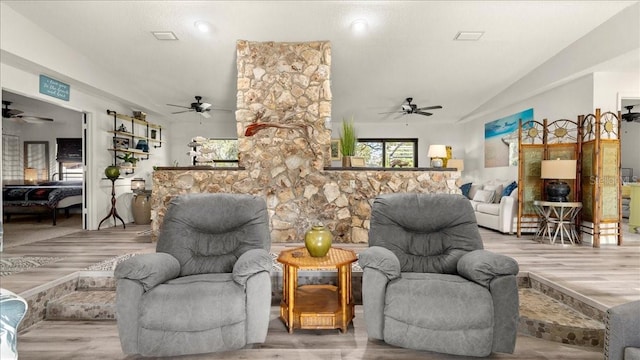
top-left (468, 184), bottom-right (483, 200)
top-left (483, 184), bottom-right (503, 203)
top-left (468, 200), bottom-right (481, 211)
top-left (473, 189), bottom-right (495, 203)
top-left (460, 182), bottom-right (473, 198)
top-left (476, 202), bottom-right (501, 216)
top-left (503, 181), bottom-right (517, 197)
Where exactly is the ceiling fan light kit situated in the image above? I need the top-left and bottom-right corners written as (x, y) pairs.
top-left (622, 105), bottom-right (640, 122)
top-left (379, 97), bottom-right (443, 118)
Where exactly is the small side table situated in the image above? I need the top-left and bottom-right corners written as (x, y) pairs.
top-left (277, 247), bottom-right (357, 333)
top-left (533, 200), bottom-right (582, 245)
top-left (98, 177), bottom-right (125, 230)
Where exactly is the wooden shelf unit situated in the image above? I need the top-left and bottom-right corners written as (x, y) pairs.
top-left (107, 110), bottom-right (164, 173)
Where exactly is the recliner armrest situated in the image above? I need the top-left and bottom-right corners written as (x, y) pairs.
top-left (457, 250), bottom-right (519, 287)
top-left (114, 253), bottom-right (180, 291)
top-left (358, 246), bottom-right (401, 280)
top-left (232, 249), bottom-right (272, 286)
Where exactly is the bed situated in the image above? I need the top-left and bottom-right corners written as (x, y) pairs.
top-left (2, 181), bottom-right (83, 225)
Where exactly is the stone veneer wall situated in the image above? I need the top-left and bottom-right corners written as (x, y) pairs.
top-left (152, 169), bottom-right (460, 243)
top-left (151, 39), bottom-right (460, 242)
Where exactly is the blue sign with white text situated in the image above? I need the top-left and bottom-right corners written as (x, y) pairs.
top-left (39, 75), bottom-right (70, 101)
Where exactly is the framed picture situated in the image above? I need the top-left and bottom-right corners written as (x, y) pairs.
top-left (351, 157), bottom-right (365, 167)
top-left (330, 139), bottom-right (341, 160)
top-left (113, 137), bottom-right (130, 150)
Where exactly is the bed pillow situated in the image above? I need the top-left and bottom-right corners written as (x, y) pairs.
top-left (460, 182), bottom-right (473, 199)
top-left (472, 189), bottom-right (495, 203)
top-left (483, 184), bottom-right (503, 203)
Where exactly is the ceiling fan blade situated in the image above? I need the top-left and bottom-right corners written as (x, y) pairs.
top-left (415, 111), bottom-right (433, 116)
top-left (200, 103), bottom-right (212, 110)
top-left (378, 111), bottom-right (404, 114)
top-left (171, 110), bottom-right (193, 114)
top-left (416, 105), bottom-right (443, 111)
top-left (167, 103), bottom-right (192, 109)
top-left (17, 115), bottom-right (54, 123)
top-left (200, 111), bottom-right (211, 119)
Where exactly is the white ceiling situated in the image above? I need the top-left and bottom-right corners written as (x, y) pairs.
top-left (3, 1), bottom-right (639, 125)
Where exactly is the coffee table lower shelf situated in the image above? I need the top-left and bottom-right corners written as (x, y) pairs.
top-left (280, 285), bottom-right (354, 333)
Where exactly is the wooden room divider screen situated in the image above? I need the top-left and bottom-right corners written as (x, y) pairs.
top-left (516, 109), bottom-right (622, 247)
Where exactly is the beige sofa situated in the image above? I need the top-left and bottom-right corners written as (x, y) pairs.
top-left (464, 181), bottom-right (518, 234)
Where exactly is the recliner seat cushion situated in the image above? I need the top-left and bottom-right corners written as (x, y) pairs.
top-left (140, 274), bottom-right (245, 331)
top-left (383, 273), bottom-right (494, 356)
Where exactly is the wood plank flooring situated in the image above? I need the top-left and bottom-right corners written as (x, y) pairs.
top-left (1, 221), bottom-right (639, 359)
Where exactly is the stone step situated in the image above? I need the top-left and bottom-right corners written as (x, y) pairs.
top-left (45, 286), bottom-right (604, 348)
top-left (46, 290), bottom-right (116, 321)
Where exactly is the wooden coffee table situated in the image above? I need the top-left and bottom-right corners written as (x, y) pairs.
top-left (277, 247), bottom-right (357, 333)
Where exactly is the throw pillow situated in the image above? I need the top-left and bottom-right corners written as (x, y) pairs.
top-left (472, 189), bottom-right (495, 203)
top-left (503, 181), bottom-right (517, 197)
top-left (483, 184), bottom-right (503, 204)
top-left (468, 184), bottom-right (483, 200)
top-left (460, 182), bottom-right (473, 199)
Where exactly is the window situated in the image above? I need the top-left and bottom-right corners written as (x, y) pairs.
top-left (2, 134), bottom-right (21, 182)
top-left (355, 138), bottom-right (418, 168)
top-left (190, 138), bottom-right (239, 167)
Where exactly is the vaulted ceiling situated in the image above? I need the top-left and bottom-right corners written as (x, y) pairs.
top-left (3, 1), bottom-right (639, 125)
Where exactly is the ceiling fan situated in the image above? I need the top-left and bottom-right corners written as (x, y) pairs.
top-left (622, 105), bottom-right (640, 122)
top-left (166, 96), bottom-right (221, 118)
top-left (2, 100), bottom-right (54, 123)
top-left (379, 97), bottom-right (443, 117)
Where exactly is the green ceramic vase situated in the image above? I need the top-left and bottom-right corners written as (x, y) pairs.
top-left (304, 223), bottom-right (333, 257)
top-left (104, 165), bottom-right (120, 180)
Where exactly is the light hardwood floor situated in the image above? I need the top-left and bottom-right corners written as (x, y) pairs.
top-left (2, 221), bottom-right (639, 359)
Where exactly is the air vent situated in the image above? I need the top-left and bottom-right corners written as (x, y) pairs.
top-left (454, 31), bottom-right (484, 41)
top-left (151, 31), bottom-right (178, 40)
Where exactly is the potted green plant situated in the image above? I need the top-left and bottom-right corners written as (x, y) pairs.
top-left (117, 152), bottom-right (138, 170)
top-left (339, 117), bottom-right (356, 167)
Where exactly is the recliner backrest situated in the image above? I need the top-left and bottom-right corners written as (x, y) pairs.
top-left (157, 193), bottom-right (270, 276)
top-left (369, 193), bottom-right (483, 274)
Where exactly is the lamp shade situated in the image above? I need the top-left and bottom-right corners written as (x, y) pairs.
top-left (24, 168), bottom-right (38, 184)
top-left (131, 178), bottom-right (145, 192)
top-left (427, 145), bottom-right (447, 158)
top-left (447, 159), bottom-right (464, 171)
top-left (540, 159), bottom-right (577, 179)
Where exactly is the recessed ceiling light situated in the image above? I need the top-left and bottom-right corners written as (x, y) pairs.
top-left (194, 21), bottom-right (212, 33)
top-left (350, 19), bottom-right (368, 34)
top-left (151, 31), bottom-right (178, 40)
top-left (454, 31), bottom-right (484, 41)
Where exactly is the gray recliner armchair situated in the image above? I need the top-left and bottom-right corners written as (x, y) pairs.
top-left (114, 193), bottom-right (272, 357)
top-left (359, 193), bottom-right (520, 357)
top-left (604, 300), bottom-right (640, 360)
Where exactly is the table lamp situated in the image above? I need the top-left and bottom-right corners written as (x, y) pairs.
top-left (24, 167), bottom-right (38, 185)
top-left (540, 158), bottom-right (576, 202)
top-left (447, 159), bottom-right (464, 171)
top-left (130, 178), bottom-right (145, 193)
top-left (130, 178), bottom-right (151, 224)
top-left (427, 145), bottom-right (447, 168)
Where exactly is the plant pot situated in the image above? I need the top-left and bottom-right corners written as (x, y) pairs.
top-left (342, 156), bottom-right (353, 167)
top-left (304, 223), bottom-right (333, 257)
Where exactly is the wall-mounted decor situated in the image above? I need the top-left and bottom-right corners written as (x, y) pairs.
top-left (330, 139), bottom-right (341, 160)
top-left (485, 108), bottom-right (533, 168)
top-left (39, 74), bottom-right (70, 101)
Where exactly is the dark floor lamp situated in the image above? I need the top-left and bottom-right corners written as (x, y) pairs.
top-left (540, 159), bottom-right (577, 202)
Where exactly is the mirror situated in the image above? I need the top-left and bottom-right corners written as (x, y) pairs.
top-left (24, 141), bottom-right (49, 184)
